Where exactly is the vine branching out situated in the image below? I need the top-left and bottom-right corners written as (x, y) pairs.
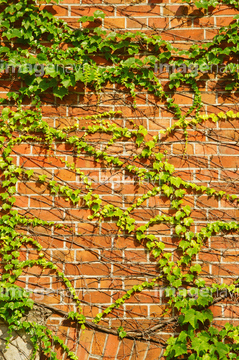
top-left (0, 0), bottom-right (239, 359)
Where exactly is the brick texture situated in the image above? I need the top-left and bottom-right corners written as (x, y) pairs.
top-left (1, 0), bottom-right (239, 359)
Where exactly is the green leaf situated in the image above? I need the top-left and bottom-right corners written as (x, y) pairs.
top-left (152, 248), bottom-right (162, 258)
top-left (191, 335), bottom-right (210, 355)
top-left (183, 205), bottom-right (191, 216)
top-left (175, 224), bottom-right (186, 235)
top-left (175, 211), bottom-right (185, 221)
top-left (53, 87), bottom-right (68, 99)
top-left (201, 309), bottom-right (213, 323)
top-left (170, 177), bottom-right (182, 188)
top-left (118, 326), bottom-right (127, 339)
top-left (2, 203), bottom-right (11, 211)
top-left (164, 162), bottom-right (175, 174)
top-left (39, 174), bottom-right (47, 182)
top-left (12, 251), bottom-right (20, 258)
top-left (215, 342), bottom-right (229, 359)
top-left (182, 309), bottom-right (198, 328)
top-left (93, 10), bottom-right (105, 19)
top-left (174, 343), bottom-right (188, 357)
top-left (179, 240), bottom-right (190, 251)
top-left (197, 293), bottom-right (213, 307)
top-left (225, 83), bottom-right (235, 90)
top-left (172, 279), bottom-right (182, 288)
top-left (162, 184), bottom-right (173, 197)
top-left (190, 264), bottom-right (201, 273)
top-left (183, 273), bottom-right (194, 282)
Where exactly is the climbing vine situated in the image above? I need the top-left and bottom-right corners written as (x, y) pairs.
top-left (0, 0), bottom-right (239, 359)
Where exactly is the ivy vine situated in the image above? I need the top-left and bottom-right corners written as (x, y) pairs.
top-left (0, 0), bottom-right (239, 359)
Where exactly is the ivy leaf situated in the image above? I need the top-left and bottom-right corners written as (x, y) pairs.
top-left (53, 87), bottom-right (68, 99)
top-left (152, 248), bottom-right (161, 258)
top-left (191, 335), bottom-right (210, 355)
top-left (174, 343), bottom-right (188, 357)
top-left (172, 279), bottom-right (182, 288)
top-left (186, 247), bottom-right (198, 257)
top-left (175, 211), bottom-right (185, 221)
top-left (12, 251), bottom-right (20, 258)
top-left (118, 326), bottom-right (127, 339)
top-left (175, 224), bottom-right (186, 235)
top-left (182, 309), bottom-right (199, 328)
top-left (39, 174), bottom-right (47, 182)
top-left (62, 76), bottom-right (76, 88)
top-left (183, 273), bottom-right (194, 282)
top-left (6, 29), bottom-right (21, 39)
top-left (2, 203), bottom-right (11, 211)
top-left (162, 184), bottom-right (173, 197)
top-left (190, 264), bottom-right (201, 273)
top-left (0, 46), bottom-right (9, 54)
top-left (179, 240), bottom-right (190, 251)
top-left (164, 162), bottom-right (175, 174)
top-left (93, 10), bottom-right (105, 19)
top-left (170, 176), bottom-right (182, 188)
top-left (197, 294), bottom-right (213, 307)
top-left (183, 205), bottom-right (191, 216)
top-left (178, 331), bottom-right (188, 342)
top-left (172, 266), bottom-right (181, 276)
top-left (215, 342), bottom-right (229, 359)
top-left (200, 309), bottom-right (213, 324)
top-left (225, 83), bottom-right (235, 91)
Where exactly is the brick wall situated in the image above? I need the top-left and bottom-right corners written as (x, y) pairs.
top-left (1, 0), bottom-right (239, 359)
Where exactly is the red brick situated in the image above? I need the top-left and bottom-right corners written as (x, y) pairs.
top-left (32, 144), bottom-right (54, 155)
top-left (131, 341), bottom-right (148, 360)
top-left (211, 156), bottom-right (239, 168)
top-left (209, 305), bottom-right (222, 317)
top-left (215, 6), bottom-right (239, 15)
top-left (41, 106), bottom-right (66, 116)
top-left (170, 17), bottom-right (192, 28)
top-left (124, 250), bottom-right (148, 263)
top-left (29, 209), bottom-right (64, 221)
top-left (198, 252), bottom-right (220, 262)
top-left (117, 5), bottom-right (161, 17)
top-left (54, 169), bottom-right (76, 181)
top-left (30, 195), bottom-right (53, 208)
top-left (148, 17), bottom-right (169, 28)
top-left (40, 5), bottom-right (68, 16)
top-left (14, 195), bottom-right (29, 207)
top-left (75, 250), bottom-right (99, 262)
top-left (78, 263), bottom-right (111, 276)
top-left (71, 6), bottom-right (114, 17)
top-left (196, 195), bottom-right (218, 208)
top-left (127, 18), bottom-right (147, 29)
top-left (103, 334), bottom-right (120, 358)
top-left (163, 5), bottom-right (189, 16)
top-left (20, 156), bottom-right (65, 168)
top-left (18, 182), bottom-right (50, 195)
top-left (212, 264), bottom-right (238, 277)
top-left (194, 16), bottom-right (215, 27)
top-left (205, 29), bottom-right (219, 39)
top-left (216, 17), bottom-right (235, 27)
top-left (147, 345), bottom-right (163, 359)
top-left (105, 18), bottom-right (126, 29)
top-left (162, 29), bottom-right (204, 41)
top-left (219, 144), bottom-right (239, 155)
top-left (77, 330), bottom-right (94, 360)
top-left (117, 339), bottom-right (134, 360)
top-left (91, 332), bottom-right (107, 356)
top-left (224, 305), bottom-right (239, 318)
top-left (125, 305), bottom-right (148, 317)
top-left (12, 143), bottom-right (31, 154)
